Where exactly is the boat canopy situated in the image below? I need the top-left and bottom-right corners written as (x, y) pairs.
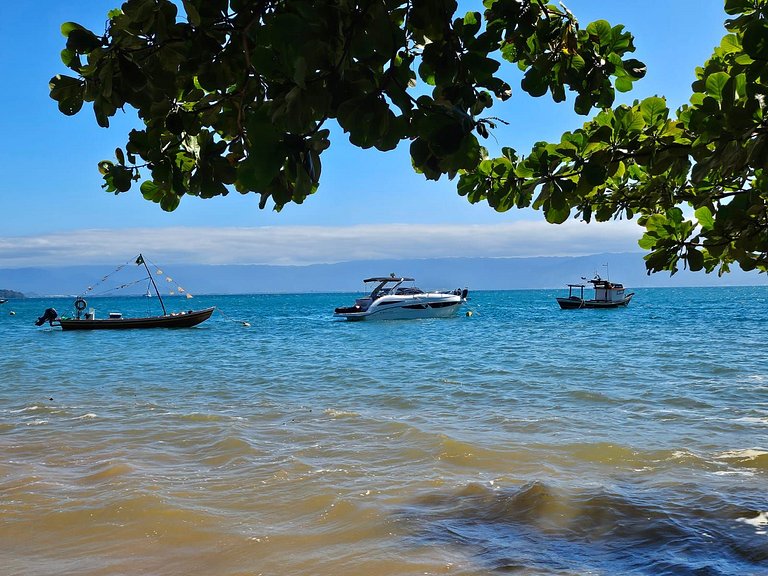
top-left (363, 276), bottom-right (414, 283)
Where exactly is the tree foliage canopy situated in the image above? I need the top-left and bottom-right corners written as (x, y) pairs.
top-left (50, 0), bottom-right (768, 275)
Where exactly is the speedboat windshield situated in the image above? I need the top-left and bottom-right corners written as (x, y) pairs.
top-left (365, 276), bottom-right (418, 300)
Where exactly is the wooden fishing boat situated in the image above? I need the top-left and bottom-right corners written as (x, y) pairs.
top-left (54, 307), bottom-right (215, 330)
top-left (556, 275), bottom-right (634, 309)
top-left (35, 254), bottom-right (214, 330)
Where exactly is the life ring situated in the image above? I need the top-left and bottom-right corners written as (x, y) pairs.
top-left (74, 297), bottom-right (87, 311)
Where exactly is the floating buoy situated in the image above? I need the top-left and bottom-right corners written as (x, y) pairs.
top-left (9, 311), bottom-right (15, 316)
top-left (466, 310), bottom-right (473, 317)
top-left (242, 321), bottom-right (251, 327)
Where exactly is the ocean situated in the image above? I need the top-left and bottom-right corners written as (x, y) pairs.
top-left (1, 287), bottom-right (766, 575)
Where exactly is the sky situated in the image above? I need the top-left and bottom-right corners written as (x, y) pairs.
top-left (0, 1), bottom-right (731, 268)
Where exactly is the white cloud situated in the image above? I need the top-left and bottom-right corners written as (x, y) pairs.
top-left (0, 220), bottom-right (644, 267)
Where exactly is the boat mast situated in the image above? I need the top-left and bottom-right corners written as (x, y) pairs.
top-left (139, 254), bottom-right (167, 316)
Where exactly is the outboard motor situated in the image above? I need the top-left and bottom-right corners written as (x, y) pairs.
top-left (461, 288), bottom-right (469, 299)
top-left (35, 308), bottom-right (59, 326)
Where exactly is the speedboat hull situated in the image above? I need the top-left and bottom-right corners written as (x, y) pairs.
top-left (56, 307), bottom-right (215, 330)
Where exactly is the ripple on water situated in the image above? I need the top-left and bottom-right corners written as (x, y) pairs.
top-left (1, 289), bottom-right (767, 575)
top-left (397, 480), bottom-right (768, 574)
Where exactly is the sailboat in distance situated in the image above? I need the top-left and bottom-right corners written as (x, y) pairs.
top-left (35, 254), bottom-right (214, 330)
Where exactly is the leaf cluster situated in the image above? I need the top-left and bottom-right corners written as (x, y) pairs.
top-left (458, 0), bottom-right (768, 275)
top-left (50, 0), bottom-right (644, 213)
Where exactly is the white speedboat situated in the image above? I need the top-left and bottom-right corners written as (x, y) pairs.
top-left (334, 275), bottom-right (468, 320)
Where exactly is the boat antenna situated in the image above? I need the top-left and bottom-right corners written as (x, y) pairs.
top-left (603, 263), bottom-right (610, 281)
top-left (136, 254), bottom-right (167, 316)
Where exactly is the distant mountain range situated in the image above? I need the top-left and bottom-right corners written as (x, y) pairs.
top-left (0, 252), bottom-right (764, 297)
top-left (0, 289), bottom-right (24, 299)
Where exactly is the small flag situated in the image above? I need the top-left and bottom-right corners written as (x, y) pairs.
top-left (135, 255), bottom-right (144, 265)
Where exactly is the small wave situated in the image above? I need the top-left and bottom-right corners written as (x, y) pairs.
top-left (566, 390), bottom-right (620, 404)
top-left (734, 416), bottom-right (768, 425)
top-left (713, 470), bottom-right (755, 477)
top-left (9, 404), bottom-right (62, 415)
top-left (10, 405), bottom-right (42, 414)
top-left (75, 413), bottom-right (98, 420)
top-left (324, 408), bottom-right (360, 418)
top-left (737, 511), bottom-right (768, 535)
top-left (561, 442), bottom-right (648, 467)
top-left (80, 462), bottom-right (134, 484)
top-left (718, 448), bottom-right (768, 459)
top-left (176, 412), bottom-right (230, 422)
top-left (398, 480), bottom-right (767, 574)
top-left (436, 436), bottom-right (514, 469)
top-left (197, 436), bottom-right (264, 468)
top-left (716, 448), bottom-right (768, 471)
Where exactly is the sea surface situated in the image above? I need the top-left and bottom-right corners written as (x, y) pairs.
top-left (1, 287), bottom-right (767, 575)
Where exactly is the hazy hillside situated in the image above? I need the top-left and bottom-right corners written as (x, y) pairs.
top-left (0, 289), bottom-right (25, 299)
top-left (1, 252), bottom-right (763, 296)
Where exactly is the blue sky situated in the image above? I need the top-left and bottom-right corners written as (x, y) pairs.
top-left (0, 1), bottom-right (729, 267)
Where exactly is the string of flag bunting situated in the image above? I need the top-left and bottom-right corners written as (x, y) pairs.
top-left (137, 255), bottom-right (194, 299)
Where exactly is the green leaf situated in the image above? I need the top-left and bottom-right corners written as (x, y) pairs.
top-left (106, 165), bottom-right (132, 193)
top-left (574, 94), bottom-right (592, 115)
top-left (140, 180), bottom-right (163, 201)
top-left (160, 193), bottom-right (181, 212)
top-left (705, 72), bottom-right (730, 101)
top-left (582, 161), bottom-right (608, 186)
top-left (695, 206), bottom-right (715, 230)
top-left (742, 20), bottom-right (768, 60)
top-left (720, 34), bottom-right (742, 54)
top-left (521, 67), bottom-right (548, 97)
top-left (667, 207), bottom-right (684, 224)
top-left (545, 203), bottom-right (570, 224)
top-left (237, 109), bottom-right (286, 191)
top-left (622, 58), bottom-right (647, 79)
top-left (724, 0), bottom-right (754, 14)
top-left (66, 28), bottom-right (102, 53)
top-left (615, 76), bottom-right (633, 93)
top-left (639, 96), bottom-right (668, 124)
top-left (98, 160), bottom-right (114, 176)
top-left (182, 0), bottom-right (201, 26)
top-left (638, 233), bottom-right (657, 250)
top-left (60, 22), bottom-right (85, 37)
top-left (686, 248), bottom-right (704, 271)
top-left (586, 20), bottom-right (613, 47)
top-left (49, 74), bottom-right (84, 115)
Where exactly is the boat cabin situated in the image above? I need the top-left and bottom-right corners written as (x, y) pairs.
top-left (589, 277), bottom-right (626, 302)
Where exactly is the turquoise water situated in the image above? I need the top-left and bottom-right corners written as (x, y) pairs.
top-left (1, 288), bottom-right (767, 575)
